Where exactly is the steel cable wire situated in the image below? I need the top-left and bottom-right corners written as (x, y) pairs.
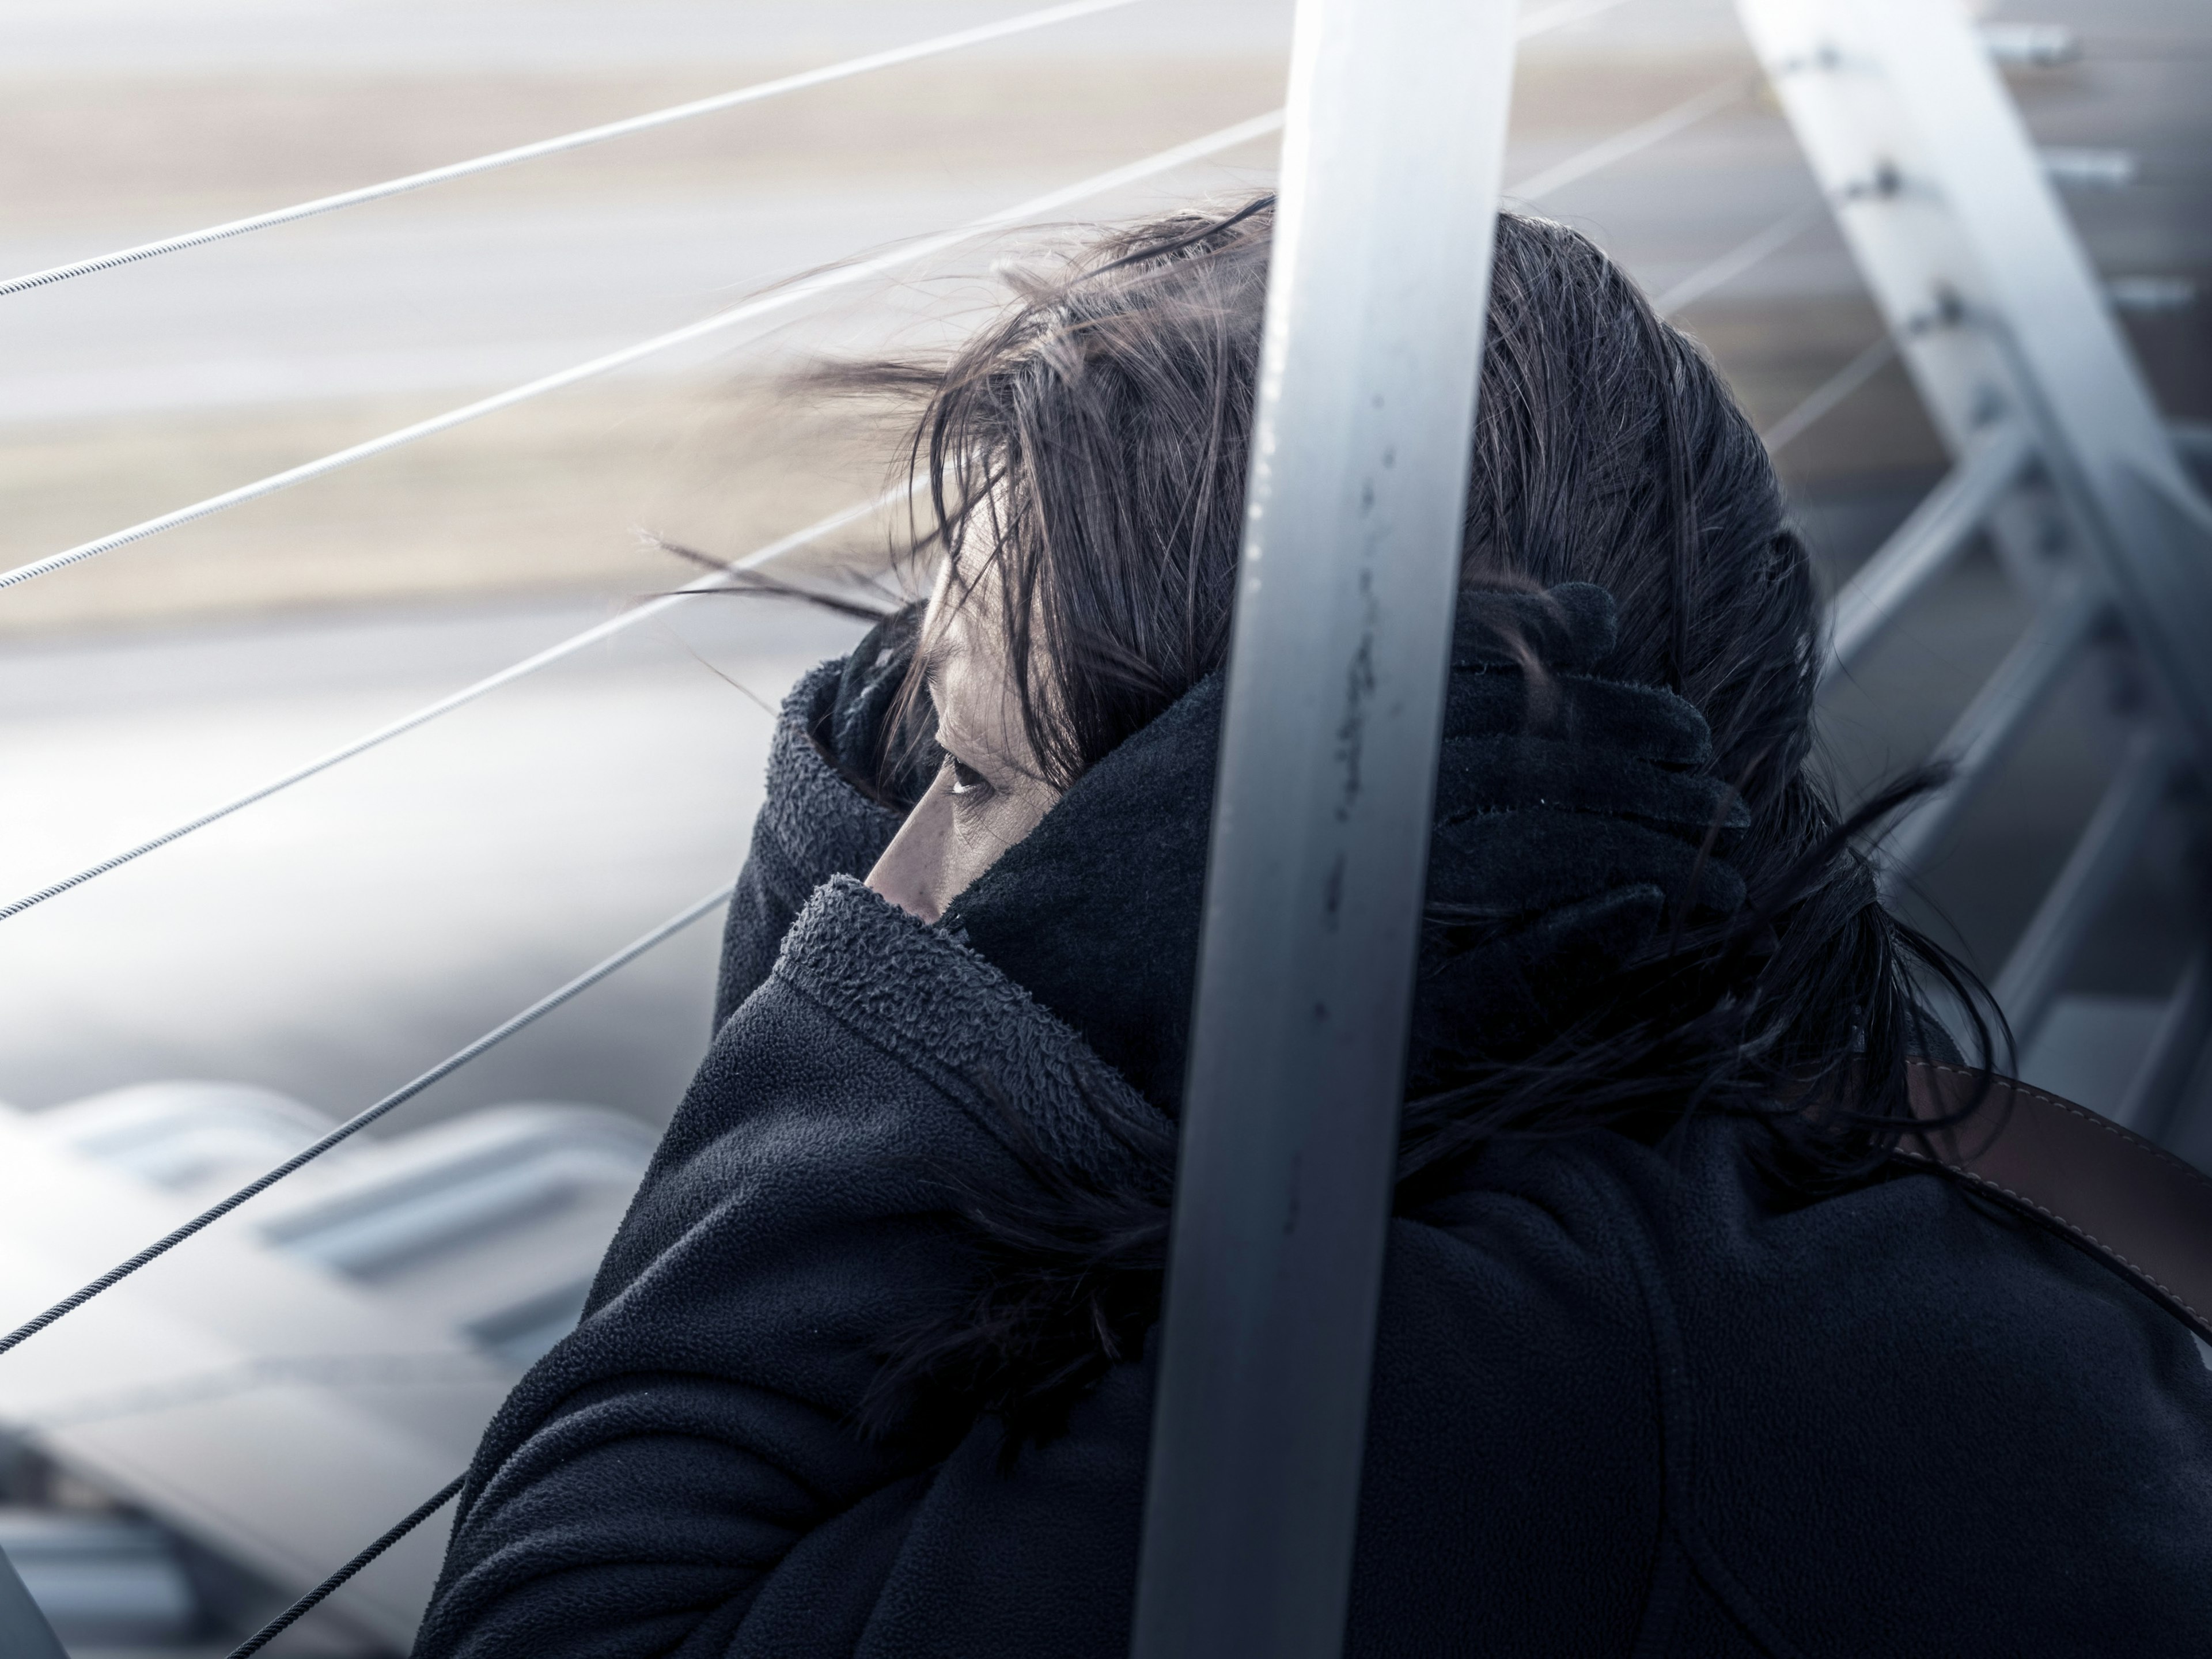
top-left (1763, 334), bottom-right (1901, 453)
top-left (1652, 198), bottom-right (1827, 316)
top-left (0, 0), bottom-right (1634, 598)
top-left (0, 498), bottom-right (890, 923)
top-left (0, 2), bottom-right (1730, 926)
top-left (225, 1474), bottom-right (468, 1659)
top-left (1506, 77), bottom-right (1752, 203)
top-left (0, 0), bottom-right (1150, 300)
top-left (0, 881), bottom-right (733, 1362)
top-left (0, 9), bottom-right (1771, 938)
top-left (0, 110), bottom-right (1288, 597)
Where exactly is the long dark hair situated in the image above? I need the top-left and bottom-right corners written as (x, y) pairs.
top-left (827, 196), bottom-right (1999, 1435)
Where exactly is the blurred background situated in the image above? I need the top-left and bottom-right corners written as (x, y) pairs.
top-left (2, 0), bottom-right (2207, 1128)
top-left (0, 0), bottom-right (2206, 1651)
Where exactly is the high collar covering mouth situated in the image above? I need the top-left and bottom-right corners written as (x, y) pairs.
top-left (940, 583), bottom-right (1748, 1116)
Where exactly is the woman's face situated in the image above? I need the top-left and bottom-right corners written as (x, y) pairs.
top-left (865, 558), bottom-right (1064, 922)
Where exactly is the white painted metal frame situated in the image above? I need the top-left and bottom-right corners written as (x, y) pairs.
top-left (1130, 1), bottom-right (1518, 1654)
top-left (1738, 0), bottom-right (2212, 1073)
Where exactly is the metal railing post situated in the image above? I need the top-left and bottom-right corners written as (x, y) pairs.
top-left (1128, 2), bottom-right (1520, 1655)
top-left (0, 1543), bottom-right (67, 1659)
top-left (1847, 0), bottom-right (2212, 749)
top-left (1744, 0), bottom-right (2211, 1103)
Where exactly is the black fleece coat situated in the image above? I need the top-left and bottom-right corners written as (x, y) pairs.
top-left (416, 594), bottom-right (2212, 1658)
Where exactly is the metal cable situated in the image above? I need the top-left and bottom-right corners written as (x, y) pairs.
top-left (0, 0), bottom-right (1636, 596)
top-left (1762, 334), bottom-right (1899, 453)
top-left (1506, 77), bottom-right (1751, 203)
top-left (0, 0), bottom-right (1660, 922)
top-left (0, 882), bottom-right (732, 1361)
top-left (0, 2), bottom-right (1690, 922)
top-left (0, 498), bottom-right (888, 923)
top-left (0, 110), bottom-right (1287, 597)
top-left (0, 0), bottom-right (1149, 300)
top-left (1653, 198), bottom-right (1826, 316)
top-left (225, 1474), bottom-right (467, 1659)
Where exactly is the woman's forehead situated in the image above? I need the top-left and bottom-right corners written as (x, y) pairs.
top-left (920, 548), bottom-right (1004, 676)
top-left (919, 556), bottom-right (1051, 772)
top-left (919, 571), bottom-right (999, 711)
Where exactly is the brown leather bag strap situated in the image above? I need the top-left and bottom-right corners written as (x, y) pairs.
top-left (1896, 1059), bottom-right (2212, 1344)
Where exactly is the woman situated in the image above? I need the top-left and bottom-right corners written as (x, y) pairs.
top-left (414, 202), bottom-right (2212, 1657)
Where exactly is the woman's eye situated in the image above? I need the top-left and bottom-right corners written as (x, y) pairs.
top-left (947, 756), bottom-right (992, 798)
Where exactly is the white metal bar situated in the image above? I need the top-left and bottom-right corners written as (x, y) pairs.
top-left (1878, 579), bottom-right (2104, 893)
top-left (1653, 198), bottom-right (1825, 316)
top-left (0, 498), bottom-right (887, 924)
top-left (1821, 422), bottom-right (2035, 686)
top-left (1732, 0), bottom-right (2116, 605)
top-left (1831, 0), bottom-right (2212, 743)
top-left (0, 882), bottom-right (733, 1361)
top-left (1130, 0), bottom-right (1518, 1652)
top-left (1993, 729), bottom-right (2177, 1044)
top-left (0, 111), bottom-right (1287, 597)
top-left (1508, 78), bottom-right (1749, 203)
top-left (0, 0), bottom-right (1150, 300)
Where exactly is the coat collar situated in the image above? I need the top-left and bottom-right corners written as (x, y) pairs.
top-left (772, 874), bottom-right (1168, 1188)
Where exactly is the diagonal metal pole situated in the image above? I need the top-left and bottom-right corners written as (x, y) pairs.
top-left (1128, 1), bottom-right (1518, 1655)
top-left (1846, 0), bottom-right (2212, 749)
top-left (0, 1543), bottom-right (67, 1659)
